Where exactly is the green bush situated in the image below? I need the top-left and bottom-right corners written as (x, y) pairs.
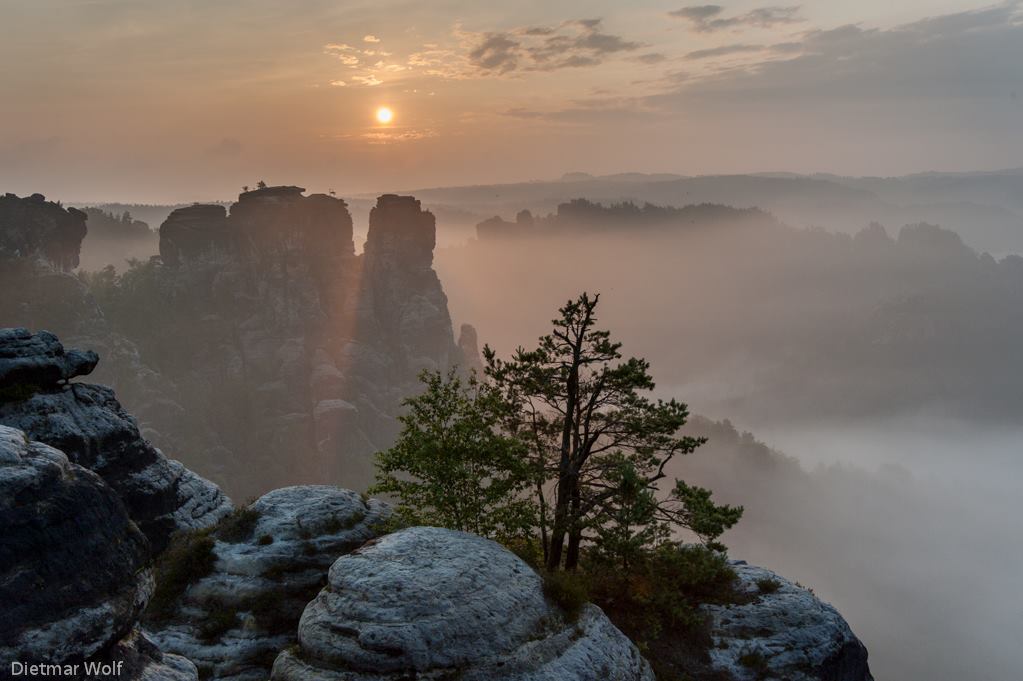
top-left (0, 383), bottom-right (39, 403)
top-left (257, 534), bottom-right (274, 546)
top-left (755, 577), bottom-right (781, 595)
top-left (198, 606), bottom-right (239, 642)
top-left (738, 649), bottom-right (770, 678)
top-left (587, 544), bottom-right (738, 649)
top-left (147, 530), bottom-right (216, 620)
top-left (541, 570), bottom-right (590, 622)
top-left (215, 506), bottom-right (261, 543)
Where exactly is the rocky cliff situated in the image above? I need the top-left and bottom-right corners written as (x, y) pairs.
top-left (0, 328), bottom-right (231, 552)
top-left (0, 336), bottom-right (872, 681)
top-left (0, 188), bottom-right (467, 499)
top-left (0, 425), bottom-right (198, 680)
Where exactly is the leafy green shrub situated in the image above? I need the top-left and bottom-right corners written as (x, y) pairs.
top-left (587, 544), bottom-right (738, 649)
top-left (215, 506), bottom-right (261, 543)
top-left (503, 536), bottom-right (544, 570)
top-left (738, 649), bottom-right (770, 678)
top-left (0, 383), bottom-right (40, 403)
top-left (246, 591), bottom-right (293, 635)
top-left (147, 530), bottom-right (216, 620)
top-left (755, 577), bottom-right (782, 595)
top-left (322, 509), bottom-right (366, 534)
top-left (198, 606), bottom-right (239, 642)
top-left (542, 570), bottom-right (590, 622)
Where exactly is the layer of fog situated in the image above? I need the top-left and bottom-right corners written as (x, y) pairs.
top-left (434, 224), bottom-right (1023, 681)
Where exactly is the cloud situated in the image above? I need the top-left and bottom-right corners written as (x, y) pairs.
top-left (684, 43), bottom-right (764, 60)
top-left (352, 74), bottom-right (382, 86)
top-left (363, 34), bottom-right (380, 43)
top-left (467, 18), bottom-right (643, 74)
top-left (669, 5), bottom-right (802, 32)
top-left (204, 137), bottom-right (242, 157)
top-left (647, 2), bottom-right (1023, 111)
top-left (330, 80), bottom-right (347, 87)
top-left (635, 52), bottom-right (668, 64)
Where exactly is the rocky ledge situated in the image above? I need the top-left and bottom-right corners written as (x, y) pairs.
top-left (0, 328), bottom-right (232, 552)
top-left (0, 425), bottom-right (196, 680)
top-left (272, 526), bottom-right (655, 681)
top-left (147, 485), bottom-right (390, 681)
top-left (703, 561), bottom-right (873, 681)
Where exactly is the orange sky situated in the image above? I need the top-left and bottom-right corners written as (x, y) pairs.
top-left (1, 0), bottom-right (1021, 203)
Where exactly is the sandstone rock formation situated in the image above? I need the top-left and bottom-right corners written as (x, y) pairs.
top-left (703, 561), bottom-right (873, 681)
top-left (0, 328), bottom-right (231, 552)
top-left (457, 322), bottom-right (484, 374)
top-left (148, 485), bottom-right (390, 681)
top-left (272, 527), bottom-right (655, 681)
top-left (1, 188), bottom-right (466, 499)
top-left (0, 425), bottom-right (198, 680)
top-left (0, 192), bottom-right (87, 271)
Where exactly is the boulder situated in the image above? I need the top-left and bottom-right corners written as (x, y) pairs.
top-left (148, 486), bottom-right (390, 681)
top-left (272, 527), bottom-right (655, 681)
top-left (703, 561), bottom-right (874, 681)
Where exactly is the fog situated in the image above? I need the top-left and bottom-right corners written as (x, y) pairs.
top-left (433, 209), bottom-right (1023, 681)
top-left (49, 188), bottom-right (1023, 679)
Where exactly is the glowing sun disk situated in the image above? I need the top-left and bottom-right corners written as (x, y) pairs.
top-left (376, 106), bottom-right (394, 124)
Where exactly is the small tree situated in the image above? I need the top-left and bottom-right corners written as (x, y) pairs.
top-left (256, 180), bottom-right (267, 189)
top-left (369, 369), bottom-right (534, 539)
top-left (485, 292), bottom-right (740, 571)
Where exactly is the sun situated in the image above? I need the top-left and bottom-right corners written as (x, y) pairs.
top-left (375, 106), bottom-right (394, 124)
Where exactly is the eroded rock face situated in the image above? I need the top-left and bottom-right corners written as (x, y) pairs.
top-left (272, 527), bottom-right (655, 681)
top-left (1, 187), bottom-right (463, 499)
top-left (0, 425), bottom-right (150, 664)
top-left (148, 485), bottom-right (390, 681)
top-left (0, 329), bottom-right (232, 552)
top-left (0, 327), bottom-right (97, 386)
top-left (0, 192), bottom-right (87, 271)
top-left (0, 425), bottom-right (198, 680)
top-left (704, 562), bottom-right (873, 681)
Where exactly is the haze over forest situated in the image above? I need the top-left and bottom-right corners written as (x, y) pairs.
top-left (2, 2), bottom-right (1021, 681)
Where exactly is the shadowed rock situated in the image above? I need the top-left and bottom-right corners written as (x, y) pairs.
top-left (0, 425), bottom-right (197, 680)
top-left (0, 327), bottom-right (98, 386)
top-left (0, 329), bottom-right (232, 552)
top-left (0, 192), bottom-right (87, 271)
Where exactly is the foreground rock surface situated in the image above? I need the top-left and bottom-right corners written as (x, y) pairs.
top-left (0, 328), bottom-right (232, 552)
top-left (272, 526), bottom-right (655, 681)
top-left (148, 485), bottom-right (390, 681)
top-left (0, 425), bottom-right (196, 680)
top-left (703, 561), bottom-right (873, 681)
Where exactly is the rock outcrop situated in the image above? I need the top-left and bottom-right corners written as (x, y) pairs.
top-left (0, 425), bottom-right (197, 680)
top-left (703, 561), bottom-right (873, 681)
top-left (148, 485), bottom-right (390, 681)
top-left (0, 328), bottom-right (231, 552)
top-left (272, 527), bottom-right (655, 681)
top-left (1, 188), bottom-right (466, 499)
top-left (0, 192), bottom-right (87, 271)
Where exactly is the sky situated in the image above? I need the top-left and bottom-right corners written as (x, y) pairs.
top-left (1, 0), bottom-right (1021, 203)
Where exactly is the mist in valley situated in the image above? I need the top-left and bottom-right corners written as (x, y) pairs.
top-left (7, 179), bottom-right (1020, 681)
top-left (431, 204), bottom-right (1023, 681)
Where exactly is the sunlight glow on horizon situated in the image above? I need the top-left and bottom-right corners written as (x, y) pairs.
top-left (376, 107), bottom-right (394, 124)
